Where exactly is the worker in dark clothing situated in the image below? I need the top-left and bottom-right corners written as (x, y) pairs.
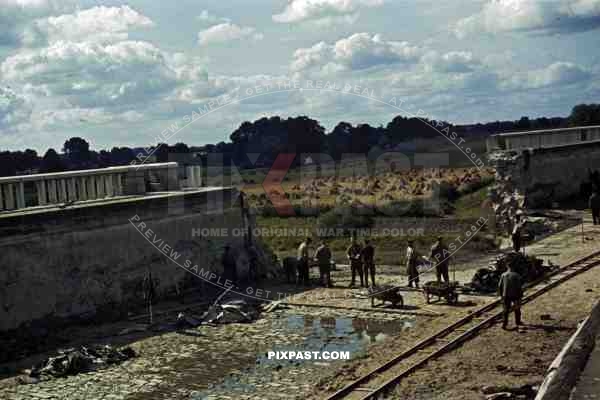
top-left (589, 191), bottom-right (600, 225)
top-left (314, 240), bottom-right (333, 287)
top-left (361, 240), bottom-right (376, 287)
top-left (347, 236), bottom-right (364, 287)
top-left (297, 237), bottom-right (312, 286)
top-left (406, 240), bottom-right (419, 288)
top-left (222, 245), bottom-right (237, 284)
top-left (431, 237), bottom-right (450, 284)
top-left (498, 263), bottom-right (523, 330)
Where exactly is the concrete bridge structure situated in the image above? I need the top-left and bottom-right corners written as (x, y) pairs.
top-left (0, 162), bottom-right (205, 212)
top-left (486, 125), bottom-right (600, 153)
top-left (0, 162), bottom-right (273, 347)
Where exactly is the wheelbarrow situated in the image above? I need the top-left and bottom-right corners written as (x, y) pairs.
top-left (422, 281), bottom-right (460, 304)
top-left (367, 285), bottom-right (404, 308)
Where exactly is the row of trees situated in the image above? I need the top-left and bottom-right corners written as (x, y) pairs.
top-left (2, 103), bottom-right (599, 176)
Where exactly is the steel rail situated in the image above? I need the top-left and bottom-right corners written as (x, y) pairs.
top-left (324, 250), bottom-right (600, 400)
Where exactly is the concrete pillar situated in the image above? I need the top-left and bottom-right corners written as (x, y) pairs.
top-left (0, 184), bottom-right (4, 210)
top-left (96, 175), bottom-right (105, 198)
top-left (58, 180), bottom-right (67, 202)
top-left (5, 183), bottom-right (15, 209)
top-left (67, 178), bottom-right (76, 201)
top-left (47, 180), bottom-right (57, 203)
top-left (105, 175), bottom-right (114, 197)
top-left (88, 176), bottom-right (97, 199)
top-left (194, 166), bottom-right (202, 187)
top-left (16, 182), bottom-right (25, 209)
top-left (185, 166), bottom-right (193, 188)
top-left (114, 174), bottom-right (123, 196)
top-left (36, 180), bottom-right (47, 206)
top-left (77, 177), bottom-right (87, 201)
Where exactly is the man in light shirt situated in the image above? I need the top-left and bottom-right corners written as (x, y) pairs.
top-left (406, 240), bottom-right (419, 288)
top-left (297, 237), bottom-right (312, 286)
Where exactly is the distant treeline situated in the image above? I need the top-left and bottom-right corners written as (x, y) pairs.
top-left (2, 103), bottom-right (600, 176)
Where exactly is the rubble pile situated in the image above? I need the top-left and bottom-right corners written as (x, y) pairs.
top-left (470, 252), bottom-right (556, 293)
top-left (488, 151), bottom-right (526, 234)
top-left (29, 345), bottom-right (136, 379)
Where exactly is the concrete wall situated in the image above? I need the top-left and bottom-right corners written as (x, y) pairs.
top-left (0, 188), bottom-right (271, 333)
top-left (490, 141), bottom-right (600, 208)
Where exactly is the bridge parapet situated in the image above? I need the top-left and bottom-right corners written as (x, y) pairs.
top-left (486, 125), bottom-right (600, 153)
top-left (0, 162), bottom-right (189, 212)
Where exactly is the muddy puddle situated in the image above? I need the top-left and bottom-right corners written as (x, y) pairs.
top-left (257, 314), bottom-right (414, 364)
top-left (189, 314), bottom-right (414, 399)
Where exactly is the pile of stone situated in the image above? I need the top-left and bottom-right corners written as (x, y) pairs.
top-left (469, 252), bottom-right (555, 293)
top-left (28, 345), bottom-right (136, 379)
top-left (487, 150), bottom-right (526, 234)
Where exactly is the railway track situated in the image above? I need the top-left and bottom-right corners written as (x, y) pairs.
top-left (324, 250), bottom-right (600, 400)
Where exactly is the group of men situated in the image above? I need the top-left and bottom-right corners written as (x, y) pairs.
top-left (294, 234), bottom-right (524, 330)
top-left (346, 236), bottom-right (376, 287)
top-left (405, 237), bottom-right (450, 288)
top-left (297, 238), bottom-right (334, 287)
top-left (295, 236), bottom-right (376, 288)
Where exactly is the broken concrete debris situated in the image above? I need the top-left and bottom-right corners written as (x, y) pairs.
top-left (482, 383), bottom-right (538, 400)
top-left (28, 345), bottom-right (136, 380)
top-left (469, 252), bottom-right (556, 293)
top-left (201, 299), bottom-right (261, 324)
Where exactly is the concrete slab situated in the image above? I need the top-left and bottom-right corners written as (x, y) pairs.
top-left (570, 330), bottom-right (600, 400)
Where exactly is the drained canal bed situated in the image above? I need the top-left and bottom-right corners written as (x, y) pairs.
top-left (1, 311), bottom-right (416, 400)
top-left (189, 313), bottom-right (415, 400)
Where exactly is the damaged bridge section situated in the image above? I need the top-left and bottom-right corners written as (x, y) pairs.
top-left (487, 125), bottom-right (600, 227)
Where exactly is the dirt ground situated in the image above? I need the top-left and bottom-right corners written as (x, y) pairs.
top-left (314, 213), bottom-right (600, 400)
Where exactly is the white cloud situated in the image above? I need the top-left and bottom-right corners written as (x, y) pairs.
top-left (455, 0), bottom-right (600, 38)
top-left (291, 33), bottom-right (423, 72)
top-left (1, 40), bottom-right (178, 108)
top-left (273, 0), bottom-right (384, 23)
top-left (502, 61), bottom-right (591, 89)
top-left (197, 10), bottom-right (230, 24)
top-left (0, 85), bottom-right (32, 129)
top-left (197, 22), bottom-right (263, 46)
top-left (0, 0), bottom-right (74, 45)
top-left (24, 6), bottom-right (154, 46)
top-left (421, 51), bottom-right (479, 73)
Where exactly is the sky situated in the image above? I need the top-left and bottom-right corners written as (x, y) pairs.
top-left (0, 0), bottom-right (599, 152)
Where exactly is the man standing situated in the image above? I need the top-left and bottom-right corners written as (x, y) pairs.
top-left (347, 236), bottom-right (364, 287)
top-left (297, 237), bottom-right (312, 286)
top-left (222, 244), bottom-right (237, 285)
top-left (498, 263), bottom-right (523, 330)
top-left (431, 237), bottom-right (450, 284)
top-left (406, 240), bottom-right (419, 288)
top-left (589, 191), bottom-right (600, 225)
top-left (315, 240), bottom-right (333, 287)
top-left (362, 239), bottom-right (376, 287)
top-left (512, 214), bottom-right (524, 252)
